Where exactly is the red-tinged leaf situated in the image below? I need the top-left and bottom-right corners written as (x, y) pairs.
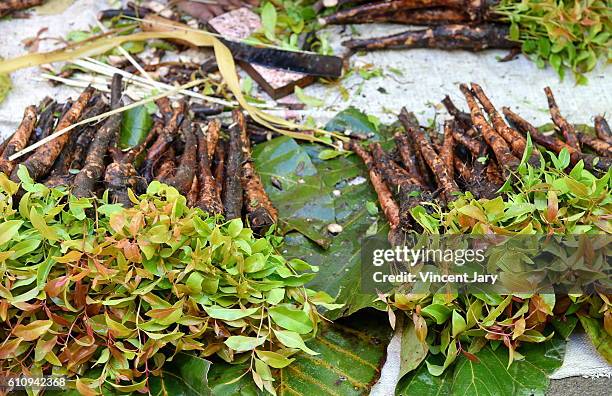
top-left (0, 300), bottom-right (7, 321)
top-left (546, 190), bottom-right (558, 223)
top-left (12, 301), bottom-right (42, 312)
top-left (53, 250), bottom-right (83, 264)
top-left (129, 212), bottom-right (144, 237)
top-left (0, 338), bottom-right (22, 359)
top-left (146, 306), bottom-right (179, 319)
top-left (412, 312), bottom-right (428, 343)
top-left (124, 242), bottom-right (142, 263)
top-left (13, 319), bottom-right (53, 341)
top-left (45, 276), bottom-right (69, 298)
top-left (74, 281), bottom-right (89, 309)
top-left (35, 336), bottom-right (58, 361)
top-left (109, 213), bottom-right (126, 234)
top-left (462, 350), bottom-right (480, 362)
top-left (76, 378), bottom-right (98, 396)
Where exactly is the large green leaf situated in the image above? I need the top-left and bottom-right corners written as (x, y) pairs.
top-left (119, 105), bottom-right (154, 149)
top-left (208, 310), bottom-right (393, 396)
top-left (578, 314), bottom-right (612, 363)
top-left (149, 353), bottom-right (212, 396)
top-left (252, 109), bottom-right (396, 318)
top-left (252, 136), bottom-right (335, 247)
top-left (396, 337), bottom-right (565, 396)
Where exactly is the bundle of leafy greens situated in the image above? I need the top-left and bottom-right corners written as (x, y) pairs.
top-left (249, 107), bottom-right (611, 395)
top-left (0, 168), bottom-right (339, 395)
top-left (496, 0), bottom-right (611, 84)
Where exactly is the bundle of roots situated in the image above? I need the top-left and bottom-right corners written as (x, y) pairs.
top-left (0, 0), bottom-right (44, 18)
top-left (351, 82), bottom-right (611, 243)
top-left (319, 0), bottom-right (519, 52)
top-left (0, 75), bottom-right (278, 234)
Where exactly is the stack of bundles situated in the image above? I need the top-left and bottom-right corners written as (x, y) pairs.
top-left (350, 82), bottom-right (611, 240)
top-left (0, 75), bottom-right (278, 234)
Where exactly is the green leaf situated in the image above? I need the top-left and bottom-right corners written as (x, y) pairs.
top-left (252, 136), bottom-right (335, 247)
top-left (29, 207), bottom-right (59, 241)
top-left (225, 335), bottom-right (266, 352)
top-left (211, 311), bottom-right (392, 396)
top-left (421, 304), bottom-right (452, 325)
top-left (149, 353), bottom-right (212, 396)
top-left (273, 329), bottom-right (318, 355)
top-left (0, 220), bottom-right (22, 245)
top-left (579, 315), bottom-right (612, 363)
top-left (203, 306), bottom-right (259, 321)
top-left (509, 23), bottom-right (520, 41)
top-left (255, 350), bottom-right (295, 368)
top-left (261, 2), bottom-right (277, 41)
top-left (269, 305), bottom-right (313, 334)
top-left (119, 105), bottom-right (153, 149)
top-left (399, 319), bottom-right (428, 378)
top-left (451, 310), bottom-right (467, 337)
top-left (318, 149), bottom-right (345, 160)
top-left (397, 337), bottom-right (565, 395)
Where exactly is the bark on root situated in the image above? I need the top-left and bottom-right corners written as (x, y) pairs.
top-left (442, 95), bottom-right (472, 131)
top-left (206, 119), bottom-right (221, 162)
top-left (195, 124), bottom-right (223, 215)
top-left (186, 176), bottom-right (199, 208)
top-left (343, 24), bottom-right (516, 52)
top-left (321, 0), bottom-right (494, 25)
top-left (503, 107), bottom-right (611, 173)
top-left (544, 87), bottom-right (580, 152)
top-left (104, 162), bottom-right (145, 207)
top-left (350, 141), bottom-right (400, 230)
top-left (460, 84), bottom-right (519, 173)
top-left (0, 106), bottom-right (37, 175)
top-left (370, 142), bottom-right (429, 230)
top-left (410, 124), bottom-right (460, 203)
top-left (222, 111), bottom-right (245, 220)
top-left (10, 86), bottom-right (95, 183)
top-left (237, 114), bottom-right (278, 233)
top-left (594, 116), bottom-right (612, 145)
top-left (451, 127), bottom-right (486, 156)
top-left (213, 140), bottom-right (226, 198)
top-left (73, 75), bottom-right (124, 198)
top-left (398, 108), bottom-right (435, 188)
top-left (141, 101), bottom-right (186, 182)
top-left (470, 83), bottom-right (526, 156)
top-left (577, 133), bottom-right (612, 158)
top-left (441, 121), bottom-right (455, 180)
top-left (322, 7), bottom-right (471, 26)
top-left (0, 0), bottom-right (43, 17)
top-left (161, 121), bottom-right (197, 195)
top-left (46, 97), bottom-right (107, 182)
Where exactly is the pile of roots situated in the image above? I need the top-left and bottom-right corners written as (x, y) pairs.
top-left (0, 74), bottom-right (278, 233)
top-left (350, 82), bottom-right (612, 239)
top-left (320, 0), bottom-right (517, 52)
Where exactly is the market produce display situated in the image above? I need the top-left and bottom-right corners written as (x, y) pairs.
top-left (348, 82), bottom-right (611, 240)
top-left (250, 0), bottom-right (610, 82)
top-left (0, 1), bottom-right (610, 395)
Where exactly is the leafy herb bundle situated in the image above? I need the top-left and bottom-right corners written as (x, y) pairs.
top-left (391, 138), bottom-right (612, 380)
top-left (496, 0), bottom-right (611, 84)
top-left (0, 169), bottom-right (338, 395)
top-left (250, 1), bottom-right (334, 54)
top-left (412, 143), bottom-right (612, 234)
